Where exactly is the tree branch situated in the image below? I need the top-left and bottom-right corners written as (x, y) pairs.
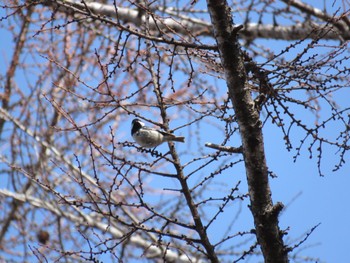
top-left (39, 0), bottom-right (350, 42)
top-left (0, 189), bottom-right (198, 262)
top-left (205, 142), bottom-right (243, 153)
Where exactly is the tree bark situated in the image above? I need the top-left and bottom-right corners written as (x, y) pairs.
top-left (206, 0), bottom-right (288, 262)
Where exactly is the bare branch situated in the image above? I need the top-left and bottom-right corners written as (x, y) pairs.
top-left (205, 142), bottom-right (243, 153)
top-left (0, 189), bottom-right (199, 262)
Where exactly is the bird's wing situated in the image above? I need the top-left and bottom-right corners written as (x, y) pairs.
top-left (158, 130), bottom-right (177, 138)
top-left (142, 126), bottom-right (175, 137)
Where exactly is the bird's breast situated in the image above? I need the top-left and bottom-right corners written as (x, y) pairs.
top-left (133, 129), bottom-right (164, 148)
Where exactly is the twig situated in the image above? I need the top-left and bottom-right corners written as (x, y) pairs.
top-left (205, 142), bottom-right (243, 153)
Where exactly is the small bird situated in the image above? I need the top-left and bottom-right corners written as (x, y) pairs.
top-left (131, 119), bottom-right (185, 148)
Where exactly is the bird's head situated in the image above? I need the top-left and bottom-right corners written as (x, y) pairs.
top-left (131, 119), bottom-right (145, 135)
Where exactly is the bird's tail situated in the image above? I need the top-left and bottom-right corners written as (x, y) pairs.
top-left (165, 135), bottom-right (185, 143)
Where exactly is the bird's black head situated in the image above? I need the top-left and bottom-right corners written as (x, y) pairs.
top-left (131, 119), bottom-right (143, 135)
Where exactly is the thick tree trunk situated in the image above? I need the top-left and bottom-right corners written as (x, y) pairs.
top-left (206, 0), bottom-right (289, 262)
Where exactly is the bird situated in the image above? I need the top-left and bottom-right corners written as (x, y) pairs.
top-left (131, 118), bottom-right (185, 148)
